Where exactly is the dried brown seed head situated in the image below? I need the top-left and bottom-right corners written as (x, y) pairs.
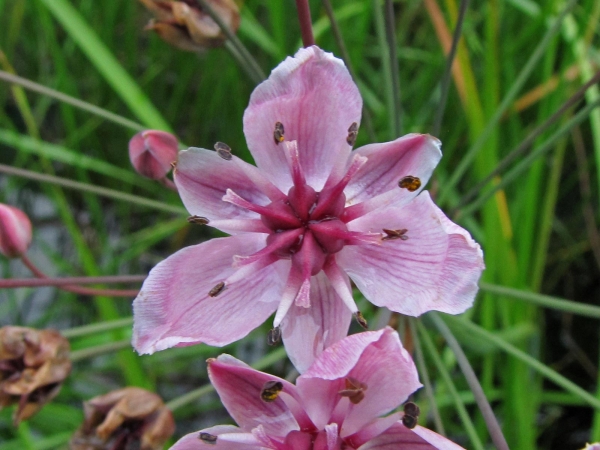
top-left (70, 387), bottom-right (175, 450)
top-left (0, 326), bottom-right (71, 425)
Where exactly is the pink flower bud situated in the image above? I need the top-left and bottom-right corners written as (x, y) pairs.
top-left (128, 130), bottom-right (179, 179)
top-left (0, 204), bottom-right (32, 258)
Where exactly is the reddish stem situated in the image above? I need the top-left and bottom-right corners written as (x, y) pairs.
top-left (295, 0), bottom-right (315, 47)
top-left (19, 255), bottom-right (140, 297)
top-left (0, 275), bottom-right (146, 288)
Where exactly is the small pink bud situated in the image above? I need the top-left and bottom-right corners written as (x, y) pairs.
top-left (129, 130), bottom-right (179, 179)
top-left (0, 204), bottom-right (32, 258)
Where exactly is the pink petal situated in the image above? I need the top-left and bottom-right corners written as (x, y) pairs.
top-left (171, 425), bottom-right (263, 449)
top-left (338, 192), bottom-right (484, 316)
top-left (344, 134), bottom-right (442, 206)
top-left (358, 423), bottom-right (465, 450)
top-left (208, 354), bottom-right (300, 438)
top-left (297, 328), bottom-right (420, 435)
top-left (174, 147), bottom-right (274, 228)
top-left (243, 46), bottom-right (362, 192)
top-left (133, 234), bottom-right (284, 354)
top-left (281, 271), bottom-right (353, 374)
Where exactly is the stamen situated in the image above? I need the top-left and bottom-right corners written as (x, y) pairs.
top-left (261, 380), bottom-right (283, 402)
top-left (398, 175), bottom-right (421, 192)
top-left (323, 258), bottom-right (360, 314)
top-left (170, 160), bottom-right (177, 170)
top-left (402, 401), bottom-right (420, 429)
top-left (346, 122), bottom-right (358, 146)
top-left (354, 311), bottom-right (368, 329)
top-left (199, 432), bottom-right (218, 444)
top-left (382, 228), bottom-right (408, 241)
top-left (273, 122), bottom-right (285, 144)
top-left (225, 254), bottom-right (279, 285)
top-left (208, 282), bottom-right (226, 297)
top-left (283, 140), bottom-right (306, 188)
top-left (267, 327), bottom-right (281, 346)
top-left (187, 215), bottom-right (209, 225)
top-left (273, 268), bottom-right (304, 327)
top-left (230, 158), bottom-right (286, 202)
top-left (223, 189), bottom-right (301, 229)
top-left (310, 220), bottom-right (381, 248)
top-left (232, 229), bottom-right (303, 268)
top-left (311, 154), bottom-right (367, 219)
top-left (209, 219), bottom-right (271, 234)
top-left (338, 376), bottom-right (367, 404)
top-left (214, 142), bottom-right (232, 160)
top-left (343, 189), bottom-right (402, 223)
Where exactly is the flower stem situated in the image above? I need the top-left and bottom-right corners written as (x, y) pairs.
top-left (0, 70), bottom-right (144, 132)
top-left (195, 0), bottom-right (265, 84)
top-left (295, 0), bottom-right (315, 47)
top-left (20, 255), bottom-right (140, 297)
top-left (432, 0), bottom-right (470, 138)
top-left (0, 275), bottom-right (146, 288)
top-left (384, 0), bottom-right (401, 135)
top-left (0, 163), bottom-right (186, 215)
top-left (61, 317), bottom-right (133, 339)
top-left (70, 339), bottom-right (132, 362)
top-left (429, 313), bottom-right (509, 450)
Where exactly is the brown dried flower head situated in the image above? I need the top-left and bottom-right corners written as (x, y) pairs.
top-left (139, 0), bottom-right (240, 51)
top-left (0, 326), bottom-right (71, 425)
top-left (70, 387), bottom-right (175, 450)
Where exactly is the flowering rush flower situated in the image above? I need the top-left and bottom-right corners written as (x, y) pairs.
top-left (133, 46), bottom-right (484, 371)
top-left (171, 327), bottom-right (464, 449)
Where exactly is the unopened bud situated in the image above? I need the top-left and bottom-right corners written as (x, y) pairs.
top-left (70, 387), bottom-right (175, 450)
top-left (0, 204), bottom-right (32, 258)
top-left (139, 0), bottom-right (240, 51)
top-left (0, 326), bottom-right (71, 425)
top-left (129, 130), bottom-right (179, 180)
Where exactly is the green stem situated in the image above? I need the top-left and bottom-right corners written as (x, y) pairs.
top-left (70, 339), bottom-right (132, 362)
top-left (479, 282), bottom-right (600, 318)
top-left (444, 316), bottom-right (600, 410)
top-left (62, 317), bottom-right (133, 338)
top-left (0, 70), bottom-right (145, 131)
top-left (0, 163), bottom-right (186, 215)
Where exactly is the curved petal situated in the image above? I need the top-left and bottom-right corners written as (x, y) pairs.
top-left (243, 46), bottom-right (362, 192)
top-left (208, 354), bottom-right (300, 438)
top-left (344, 134), bottom-right (442, 206)
top-left (133, 235), bottom-right (284, 354)
top-left (175, 147), bottom-right (274, 228)
top-left (358, 422), bottom-right (465, 450)
top-left (297, 328), bottom-right (420, 435)
top-left (281, 271), bottom-right (353, 374)
top-left (171, 425), bottom-right (263, 449)
top-left (338, 192), bottom-right (484, 316)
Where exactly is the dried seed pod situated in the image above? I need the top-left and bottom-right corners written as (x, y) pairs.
top-left (140, 0), bottom-right (240, 51)
top-left (260, 380), bottom-right (283, 402)
top-left (273, 122), bottom-right (285, 144)
top-left (0, 326), bottom-right (71, 425)
top-left (398, 176), bottom-right (421, 192)
top-left (70, 387), bottom-right (175, 450)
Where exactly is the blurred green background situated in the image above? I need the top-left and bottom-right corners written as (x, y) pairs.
top-left (1, 0), bottom-right (599, 448)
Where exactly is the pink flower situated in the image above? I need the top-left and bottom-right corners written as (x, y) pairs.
top-left (133, 46), bottom-right (484, 371)
top-left (0, 204), bottom-right (32, 258)
top-left (171, 327), bottom-right (464, 450)
top-left (129, 130), bottom-right (179, 179)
